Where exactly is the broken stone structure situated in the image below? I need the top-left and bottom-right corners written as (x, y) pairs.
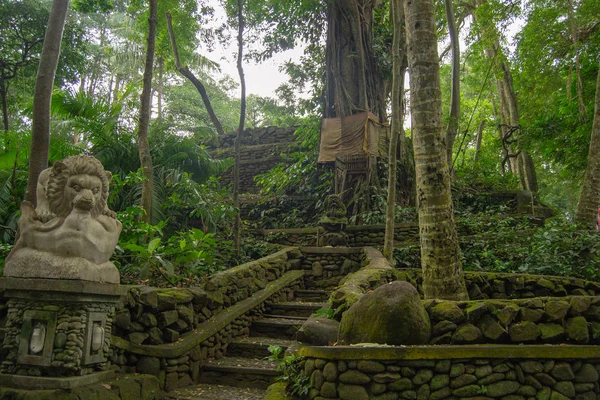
top-left (319, 194), bottom-right (349, 246)
top-left (0, 155), bottom-right (123, 389)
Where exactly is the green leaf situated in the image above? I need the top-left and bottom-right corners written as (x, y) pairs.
top-left (147, 237), bottom-right (161, 255)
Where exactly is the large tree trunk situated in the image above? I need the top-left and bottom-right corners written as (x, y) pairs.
top-left (575, 62), bottom-right (600, 229)
top-left (404, 0), bottom-right (468, 301)
top-left (324, 0), bottom-right (382, 118)
top-left (166, 12), bottom-right (225, 136)
top-left (234, 0), bottom-right (246, 256)
top-left (137, 0), bottom-right (157, 223)
top-left (383, 0), bottom-right (407, 261)
top-left (157, 57), bottom-right (163, 120)
top-left (444, 0), bottom-right (460, 170)
top-left (25, 0), bottom-right (70, 205)
top-left (568, 0), bottom-right (586, 121)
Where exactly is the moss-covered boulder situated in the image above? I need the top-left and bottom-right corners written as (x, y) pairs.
top-left (297, 315), bottom-right (340, 346)
top-left (338, 281), bottom-right (431, 345)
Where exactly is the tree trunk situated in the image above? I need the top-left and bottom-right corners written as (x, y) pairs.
top-left (137, 0), bottom-right (157, 223)
top-left (477, 8), bottom-right (538, 192)
top-left (26, 0), bottom-right (70, 205)
top-left (324, 0), bottom-right (382, 118)
top-left (166, 12), bottom-right (225, 136)
top-left (157, 57), bottom-right (163, 120)
top-left (1, 79), bottom-right (9, 132)
top-left (444, 0), bottom-right (460, 170)
top-left (575, 62), bottom-right (600, 229)
top-left (473, 119), bottom-right (485, 163)
top-left (384, 0), bottom-right (407, 262)
top-left (404, 0), bottom-right (468, 301)
top-left (234, 0), bottom-right (246, 256)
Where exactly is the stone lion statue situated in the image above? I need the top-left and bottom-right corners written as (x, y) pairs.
top-left (4, 155), bottom-right (122, 283)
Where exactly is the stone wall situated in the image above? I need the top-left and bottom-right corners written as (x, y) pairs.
top-left (426, 296), bottom-right (600, 345)
top-left (297, 247), bottom-right (363, 291)
top-left (212, 126), bottom-right (298, 193)
top-left (255, 224), bottom-right (420, 247)
top-left (113, 248), bottom-right (303, 345)
top-left (298, 345), bottom-right (600, 400)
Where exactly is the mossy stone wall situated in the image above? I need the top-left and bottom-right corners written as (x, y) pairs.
top-left (300, 352), bottom-right (600, 400)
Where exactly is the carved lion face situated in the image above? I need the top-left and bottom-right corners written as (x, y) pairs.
top-left (46, 155), bottom-right (111, 218)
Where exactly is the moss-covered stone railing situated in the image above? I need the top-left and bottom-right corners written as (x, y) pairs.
top-left (111, 269), bottom-right (305, 391)
top-left (329, 247), bottom-right (401, 320)
top-left (113, 247), bottom-right (303, 345)
top-left (297, 344), bottom-right (600, 400)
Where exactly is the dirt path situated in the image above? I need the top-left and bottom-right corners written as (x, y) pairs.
top-left (166, 383), bottom-right (265, 400)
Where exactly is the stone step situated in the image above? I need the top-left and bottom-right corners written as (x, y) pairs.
top-left (250, 317), bottom-right (304, 339)
top-left (198, 356), bottom-right (279, 390)
top-left (227, 336), bottom-right (297, 358)
top-left (266, 301), bottom-right (327, 317)
top-left (294, 289), bottom-right (330, 302)
top-left (261, 314), bottom-right (307, 321)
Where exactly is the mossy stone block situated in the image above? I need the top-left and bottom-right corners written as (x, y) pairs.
top-left (538, 323), bottom-right (565, 343)
top-left (339, 370), bottom-right (371, 385)
top-left (451, 323), bottom-right (482, 343)
top-left (509, 321), bottom-right (540, 343)
top-left (565, 316), bottom-right (589, 343)
top-left (389, 377), bottom-right (413, 391)
top-left (429, 302), bottom-right (465, 323)
top-left (545, 300), bottom-right (570, 322)
top-left (485, 380), bottom-right (520, 397)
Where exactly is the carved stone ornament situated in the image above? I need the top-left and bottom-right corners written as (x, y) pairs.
top-left (4, 155), bottom-right (122, 283)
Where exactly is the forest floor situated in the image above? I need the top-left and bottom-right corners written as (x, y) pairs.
top-left (166, 383), bottom-right (265, 400)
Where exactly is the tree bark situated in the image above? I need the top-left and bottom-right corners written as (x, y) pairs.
top-left (137, 0), bottom-right (157, 223)
top-left (384, 0), bottom-right (407, 262)
top-left (26, 0), bottom-right (70, 205)
top-left (473, 119), bottom-right (485, 163)
top-left (234, 0), bottom-right (246, 256)
top-left (444, 0), bottom-right (460, 170)
top-left (157, 57), bottom-right (163, 120)
top-left (1, 79), bottom-right (9, 132)
top-left (324, 0), bottom-right (382, 118)
top-left (575, 62), bottom-right (600, 229)
top-left (166, 12), bottom-right (225, 136)
top-left (404, 0), bottom-right (468, 301)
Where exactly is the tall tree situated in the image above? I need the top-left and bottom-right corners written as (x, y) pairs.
top-left (233, 0), bottom-right (246, 256)
top-left (137, 0), bottom-right (157, 222)
top-left (575, 62), bottom-right (600, 229)
top-left (404, 0), bottom-right (468, 300)
top-left (25, 0), bottom-right (70, 204)
top-left (383, 0), bottom-right (407, 261)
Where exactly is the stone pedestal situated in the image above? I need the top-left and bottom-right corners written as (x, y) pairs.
top-left (0, 277), bottom-right (124, 380)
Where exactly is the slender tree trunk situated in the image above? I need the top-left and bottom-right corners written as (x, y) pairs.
top-left (234, 0), bottom-right (246, 256)
top-left (444, 0), bottom-right (460, 170)
top-left (404, 0), bottom-right (468, 301)
top-left (26, 0), bottom-right (70, 205)
top-left (166, 12), bottom-right (225, 136)
top-left (473, 119), bottom-right (485, 163)
top-left (479, 13), bottom-right (538, 192)
top-left (384, 0), bottom-right (407, 261)
top-left (575, 62), bottom-right (600, 229)
top-left (1, 80), bottom-right (9, 132)
top-left (157, 57), bottom-right (163, 119)
top-left (137, 0), bottom-right (157, 222)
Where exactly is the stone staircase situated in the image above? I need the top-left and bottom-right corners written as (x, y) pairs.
top-left (194, 289), bottom-right (329, 392)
